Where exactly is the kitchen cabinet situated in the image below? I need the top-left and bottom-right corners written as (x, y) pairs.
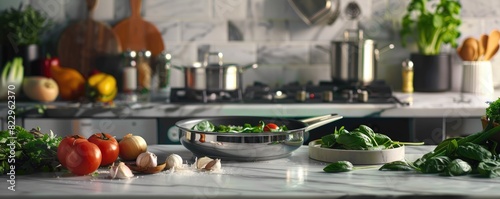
top-left (2, 145), bottom-right (500, 198)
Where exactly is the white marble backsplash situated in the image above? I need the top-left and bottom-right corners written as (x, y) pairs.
top-left (5, 0), bottom-right (500, 89)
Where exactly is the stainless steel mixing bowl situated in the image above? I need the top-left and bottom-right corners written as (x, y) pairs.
top-left (175, 114), bottom-right (343, 161)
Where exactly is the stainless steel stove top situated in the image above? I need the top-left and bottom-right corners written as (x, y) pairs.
top-left (169, 80), bottom-right (409, 105)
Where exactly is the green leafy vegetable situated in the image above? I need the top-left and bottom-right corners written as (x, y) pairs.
top-left (400, 0), bottom-right (461, 55)
top-left (323, 161), bottom-right (353, 173)
top-left (486, 98), bottom-right (500, 124)
top-left (0, 4), bottom-right (52, 45)
top-left (0, 126), bottom-right (61, 175)
top-left (336, 131), bottom-right (373, 150)
top-left (477, 160), bottom-right (500, 178)
top-left (456, 142), bottom-right (492, 162)
top-left (379, 160), bottom-right (415, 171)
top-left (192, 120), bottom-right (287, 133)
top-left (421, 156), bottom-right (451, 173)
top-left (192, 120), bottom-right (215, 132)
top-left (443, 159), bottom-right (471, 176)
top-left (320, 125), bottom-right (421, 150)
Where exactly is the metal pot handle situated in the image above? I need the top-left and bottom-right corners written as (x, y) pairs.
top-left (300, 114), bottom-right (343, 132)
top-left (203, 52), bottom-right (224, 67)
top-left (374, 44), bottom-right (395, 61)
top-left (344, 29), bottom-right (363, 42)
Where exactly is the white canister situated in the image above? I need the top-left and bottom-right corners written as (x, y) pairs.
top-left (461, 61), bottom-right (494, 95)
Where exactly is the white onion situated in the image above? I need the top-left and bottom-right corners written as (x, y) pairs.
top-left (118, 134), bottom-right (147, 161)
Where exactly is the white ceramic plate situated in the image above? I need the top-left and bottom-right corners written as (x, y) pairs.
top-left (308, 139), bottom-right (405, 165)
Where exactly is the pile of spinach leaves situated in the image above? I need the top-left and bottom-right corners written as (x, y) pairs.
top-left (380, 121), bottom-right (500, 178)
top-left (319, 125), bottom-right (406, 150)
top-left (192, 120), bottom-right (288, 133)
top-left (0, 126), bottom-right (61, 175)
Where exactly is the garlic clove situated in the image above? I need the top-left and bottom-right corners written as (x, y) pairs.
top-left (136, 151), bottom-right (158, 168)
top-left (109, 162), bottom-right (134, 179)
top-left (195, 156), bottom-right (214, 170)
top-left (165, 153), bottom-right (183, 170)
top-left (203, 159), bottom-right (221, 171)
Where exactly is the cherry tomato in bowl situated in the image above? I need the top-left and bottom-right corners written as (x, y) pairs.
top-left (263, 123), bottom-right (279, 132)
top-left (88, 132), bottom-right (119, 166)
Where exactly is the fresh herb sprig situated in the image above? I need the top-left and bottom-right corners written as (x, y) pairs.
top-left (0, 126), bottom-right (61, 175)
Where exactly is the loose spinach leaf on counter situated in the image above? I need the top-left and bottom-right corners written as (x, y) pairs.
top-left (456, 142), bottom-right (493, 162)
top-left (379, 160), bottom-right (415, 171)
top-left (323, 161), bottom-right (353, 173)
top-left (443, 159), bottom-right (471, 176)
top-left (477, 160), bottom-right (500, 178)
top-left (421, 156), bottom-right (451, 174)
top-left (0, 126), bottom-right (61, 175)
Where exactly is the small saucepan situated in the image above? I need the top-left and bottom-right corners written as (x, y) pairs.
top-left (173, 52), bottom-right (258, 91)
top-left (175, 114), bottom-right (343, 161)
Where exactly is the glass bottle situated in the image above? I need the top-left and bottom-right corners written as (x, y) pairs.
top-left (137, 50), bottom-right (152, 102)
top-left (122, 50), bottom-right (138, 102)
top-left (153, 52), bottom-right (171, 102)
top-left (402, 59), bottom-right (414, 93)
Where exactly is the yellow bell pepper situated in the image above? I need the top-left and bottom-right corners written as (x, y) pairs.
top-left (86, 73), bottom-right (117, 103)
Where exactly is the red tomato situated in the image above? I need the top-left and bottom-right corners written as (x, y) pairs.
top-left (88, 132), bottom-right (119, 166)
top-left (263, 123), bottom-right (279, 132)
top-left (57, 135), bottom-right (87, 168)
top-left (65, 141), bottom-right (102, 176)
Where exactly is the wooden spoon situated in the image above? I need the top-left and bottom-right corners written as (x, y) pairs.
top-left (460, 37), bottom-right (479, 61)
top-left (478, 34), bottom-right (487, 60)
top-left (479, 34), bottom-right (488, 60)
top-left (484, 30), bottom-right (500, 60)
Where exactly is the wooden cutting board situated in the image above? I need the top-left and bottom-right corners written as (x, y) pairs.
top-left (113, 0), bottom-right (165, 57)
top-left (58, 0), bottom-right (122, 77)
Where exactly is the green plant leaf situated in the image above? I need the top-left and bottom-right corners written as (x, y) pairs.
top-left (443, 159), bottom-right (472, 176)
top-left (379, 160), bottom-right (415, 171)
top-left (456, 142), bottom-right (493, 162)
top-left (323, 161), bottom-right (353, 173)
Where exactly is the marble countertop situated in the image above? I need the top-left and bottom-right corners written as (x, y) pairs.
top-left (2, 145), bottom-right (500, 199)
top-left (5, 91), bottom-right (497, 119)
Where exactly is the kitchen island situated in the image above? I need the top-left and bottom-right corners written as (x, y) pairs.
top-left (2, 145), bottom-right (500, 199)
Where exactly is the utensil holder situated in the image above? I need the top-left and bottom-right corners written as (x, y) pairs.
top-left (461, 61), bottom-right (494, 95)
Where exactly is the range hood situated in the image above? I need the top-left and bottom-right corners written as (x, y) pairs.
top-left (288, 0), bottom-right (340, 25)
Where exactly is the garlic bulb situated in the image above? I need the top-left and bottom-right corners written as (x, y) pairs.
top-left (195, 156), bottom-right (222, 171)
top-left (109, 162), bottom-right (134, 179)
top-left (136, 151), bottom-right (157, 168)
top-left (165, 154), bottom-right (183, 170)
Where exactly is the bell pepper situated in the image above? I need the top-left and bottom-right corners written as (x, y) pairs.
top-left (50, 65), bottom-right (85, 101)
top-left (42, 55), bottom-right (59, 78)
top-left (86, 72), bottom-right (117, 103)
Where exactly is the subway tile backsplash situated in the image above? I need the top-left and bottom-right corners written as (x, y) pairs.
top-left (9, 0), bottom-right (500, 90)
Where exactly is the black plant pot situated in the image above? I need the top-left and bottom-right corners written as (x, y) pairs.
top-left (411, 53), bottom-right (451, 92)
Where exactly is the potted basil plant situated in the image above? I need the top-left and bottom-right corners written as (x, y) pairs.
top-left (0, 4), bottom-right (52, 76)
top-left (481, 98), bottom-right (500, 142)
top-left (400, 0), bottom-right (461, 92)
